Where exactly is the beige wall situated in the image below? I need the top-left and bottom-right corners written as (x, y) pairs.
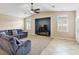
top-left (76, 11), bottom-right (79, 43)
top-left (0, 14), bottom-right (24, 30)
top-left (31, 11), bottom-right (75, 38)
top-left (54, 11), bottom-right (75, 38)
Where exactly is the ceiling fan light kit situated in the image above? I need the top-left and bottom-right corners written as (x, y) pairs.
top-left (31, 3), bottom-right (40, 14)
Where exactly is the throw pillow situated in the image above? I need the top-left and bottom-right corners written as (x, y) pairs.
top-left (0, 32), bottom-right (12, 41)
top-left (0, 32), bottom-right (6, 35)
top-left (13, 30), bottom-right (17, 35)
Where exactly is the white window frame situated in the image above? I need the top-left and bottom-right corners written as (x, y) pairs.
top-left (57, 15), bottom-right (68, 32)
top-left (26, 19), bottom-right (32, 30)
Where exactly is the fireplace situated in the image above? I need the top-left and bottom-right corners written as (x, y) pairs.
top-left (35, 17), bottom-right (51, 36)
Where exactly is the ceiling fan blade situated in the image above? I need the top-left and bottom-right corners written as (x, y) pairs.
top-left (30, 3), bottom-right (40, 13)
top-left (35, 9), bottom-right (40, 10)
top-left (34, 9), bottom-right (40, 13)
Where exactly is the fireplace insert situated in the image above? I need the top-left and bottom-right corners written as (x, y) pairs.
top-left (35, 17), bottom-right (51, 36)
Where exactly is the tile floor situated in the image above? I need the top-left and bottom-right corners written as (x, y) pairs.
top-left (41, 37), bottom-right (79, 55)
top-left (26, 35), bottom-right (79, 55)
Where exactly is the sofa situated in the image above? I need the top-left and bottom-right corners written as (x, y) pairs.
top-left (0, 33), bottom-right (31, 55)
top-left (0, 29), bottom-right (28, 39)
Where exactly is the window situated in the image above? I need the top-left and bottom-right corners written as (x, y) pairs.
top-left (57, 15), bottom-right (68, 32)
top-left (26, 19), bottom-right (32, 30)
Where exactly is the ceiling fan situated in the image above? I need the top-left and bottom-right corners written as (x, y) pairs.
top-left (31, 3), bottom-right (40, 13)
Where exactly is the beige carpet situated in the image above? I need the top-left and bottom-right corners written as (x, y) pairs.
top-left (24, 35), bottom-right (52, 55)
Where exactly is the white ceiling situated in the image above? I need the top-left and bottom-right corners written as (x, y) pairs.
top-left (0, 3), bottom-right (79, 18)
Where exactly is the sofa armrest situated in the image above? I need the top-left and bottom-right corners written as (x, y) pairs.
top-left (16, 40), bottom-right (31, 55)
top-left (22, 32), bottom-right (28, 37)
top-left (22, 32), bottom-right (28, 35)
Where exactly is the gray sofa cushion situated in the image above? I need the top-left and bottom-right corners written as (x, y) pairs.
top-left (0, 29), bottom-right (28, 39)
top-left (0, 32), bottom-right (11, 41)
top-left (9, 37), bottom-right (21, 52)
top-left (0, 32), bottom-right (31, 55)
top-left (0, 33), bottom-right (20, 54)
top-left (0, 33), bottom-right (14, 54)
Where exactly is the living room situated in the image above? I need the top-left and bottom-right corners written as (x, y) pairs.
top-left (0, 3), bottom-right (79, 55)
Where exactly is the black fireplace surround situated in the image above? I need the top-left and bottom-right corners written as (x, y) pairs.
top-left (35, 17), bottom-right (51, 36)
